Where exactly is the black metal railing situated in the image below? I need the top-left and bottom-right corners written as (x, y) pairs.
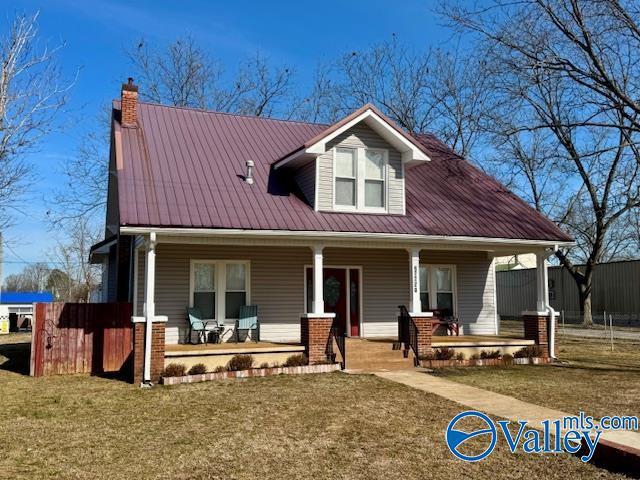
top-left (398, 305), bottom-right (419, 366)
top-left (327, 320), bottom-right (346, 369)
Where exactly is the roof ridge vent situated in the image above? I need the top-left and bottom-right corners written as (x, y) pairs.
top-left (245, 160), bottom-right (254, 185)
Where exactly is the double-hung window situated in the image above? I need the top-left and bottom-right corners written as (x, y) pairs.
top-left (335, 148), bottom-right (357, 207)
top-left (190, 260), bottom-right (250, 322)
top-left (419, 265), bottom-right (456, 315)
top-left (225, 263), bottom-right (247, 319)
top-left (193, 263), bottom-right (216, 319)
top-left (364, 150), bottom-right (385, 208)
top-left (334, 147), bottom-right (387, 211)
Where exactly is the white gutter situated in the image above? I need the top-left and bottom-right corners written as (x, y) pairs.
top-left (120, 226), bottom-right (574, 249)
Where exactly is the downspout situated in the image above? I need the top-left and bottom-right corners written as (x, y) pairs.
top-left (546, 245), bottom-right (558, 360)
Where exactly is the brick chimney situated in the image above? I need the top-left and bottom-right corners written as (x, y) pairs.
top-left (121, 77), bottom-right (138, 127)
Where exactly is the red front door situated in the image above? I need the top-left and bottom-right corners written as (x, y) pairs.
top-left (306, 267), bottom-right (360, 337)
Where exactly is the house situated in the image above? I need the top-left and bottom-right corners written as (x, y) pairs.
top-left (0, 291), bottom-right (54, 331)
top-left (90, 79), bottom-right (572, 384)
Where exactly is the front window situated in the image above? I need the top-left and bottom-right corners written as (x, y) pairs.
top-left (191, 261), bottom-right (250, 321)
top-left (420, 264), bottom-right (456, 315)
top-left (435, 267), bottom-right (454, 315)
top-left (334, 147), bottom-right (387, 211)
top-left (225, 263), bottom-right (247, 319)
top-left (193, 263), bottom-right (215, 319)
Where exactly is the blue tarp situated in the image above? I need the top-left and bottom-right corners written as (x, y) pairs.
top-left (0, 292), bottom-right (54, 304)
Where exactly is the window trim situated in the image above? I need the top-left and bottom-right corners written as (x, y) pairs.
top-left (189, 259), bottom-right (251, 324)
top-left (332, 146), bottom-right (388, 213)
top-left (419, 264), bottom-right (457, 314)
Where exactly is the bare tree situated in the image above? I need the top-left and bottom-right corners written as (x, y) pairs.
top-left (0, 11), bottom-right (71, 229)
top-left (127, 36), bottom-right (297, 117)
top-left (48, 107), bottom-right (110, 227)
top-left (326, 38), bottom-right (437, 134)
top-left (3, 262), bottom-right (50, 291)
top-left (303, 38), bottom-right (491, 159)
top-left (49, 218), bottom-right (101, 302)
top-left (443, 0), bottom-right (640, 325)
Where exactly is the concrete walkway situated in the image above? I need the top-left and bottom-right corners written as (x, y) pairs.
top-left (374, 369), bottom-right (640, 451)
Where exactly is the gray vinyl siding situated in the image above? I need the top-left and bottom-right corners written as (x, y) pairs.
top-left (154, 244), bottom-right (309, 344)
top-left (142, 244), bottom-right (497, 344)
top-left (420, 251), bottom-right (497, 336)
top-left (293, 159), bottom-right (316, 207)
top-left (317, 124), bottom-right (404, 214)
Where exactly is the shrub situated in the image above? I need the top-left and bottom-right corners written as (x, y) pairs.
top-left (514, 345), bottom-right (544, 359)
top-left (470, 353), bottom-right (480, 360)
top-left (226, 354), bottom-right (254, 371)
top-left (259, 362), bottom-right (270, 369)
top-left (283, 354), bottom-right (308, 367)
top-left (418, 352), bottom-right (435, 361)
top-left (434, 347), bottom-right (456, 360)
top-left (187, 363), bottom-right (207, 375)
top-left (213, 365), bottom-right (226, 373)
top-left (455, 352), bottom-right (465, 361)
top-left (163, 363), bottom-right (187, 377)
top-left (480, 350), bottom-right (501, 359)
top-left (502, 353), bottom-right (514, 365)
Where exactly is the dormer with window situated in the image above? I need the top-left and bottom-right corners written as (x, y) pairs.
top-left (275, 104), bottom-right (430, 215)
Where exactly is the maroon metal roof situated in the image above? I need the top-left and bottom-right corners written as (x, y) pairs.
top-left (115, 101), bottom-right (572, 242)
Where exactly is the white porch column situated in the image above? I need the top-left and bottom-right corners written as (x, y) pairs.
top-left (535, 249), bottom-right (557, 359)
top-left (535, 250), bottom-right (549, 312)
top-left (408, 247), bottom-right (421, 314)
top-left (143, 232), bottom-right (157, 383)
top-left (312, 244), bottom-right (324, 314)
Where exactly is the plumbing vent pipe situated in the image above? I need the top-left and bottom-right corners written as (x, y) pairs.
top-left (245, 160), bottom-right (254, 185)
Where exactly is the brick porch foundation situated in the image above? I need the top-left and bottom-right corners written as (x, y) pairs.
top-left (522, 313), bottom-right (557, 358)
top-left (132, 321), bottom-right (166, 384)
top-left (412, 316), bottom-right (433, 357)
top-left (300, 315), bottom-right (334, 364)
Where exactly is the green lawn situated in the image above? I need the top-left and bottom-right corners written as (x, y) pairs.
top-left (434, 324), bottom-right (640, 420)
top-left (0, 333), bottom-right (629, 479)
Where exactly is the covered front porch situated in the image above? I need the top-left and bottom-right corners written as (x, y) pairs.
top-left (128, 229), bottom-right (559, 381)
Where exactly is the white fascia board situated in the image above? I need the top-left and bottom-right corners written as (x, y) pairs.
top-left (306, 110), bottom-right (429, 161)
top-left (120, 226), bottom-right (574, 250)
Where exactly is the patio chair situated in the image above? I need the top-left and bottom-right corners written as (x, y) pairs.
top-left (236, 305), bottom-right (259, 343)
top-left (187, 307), bottom-right (211, 344)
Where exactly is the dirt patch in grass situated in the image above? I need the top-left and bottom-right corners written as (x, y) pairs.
top-left (0, 357), bottom-right (629, 480)
top-left (434, 333), bottom-right (640, 420)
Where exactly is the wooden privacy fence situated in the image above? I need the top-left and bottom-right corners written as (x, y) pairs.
top-left (30, 302), bottom-right (133, 377)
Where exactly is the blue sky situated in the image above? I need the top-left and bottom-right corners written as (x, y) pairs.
top-left (2, 0), bottom-right (451, 276)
